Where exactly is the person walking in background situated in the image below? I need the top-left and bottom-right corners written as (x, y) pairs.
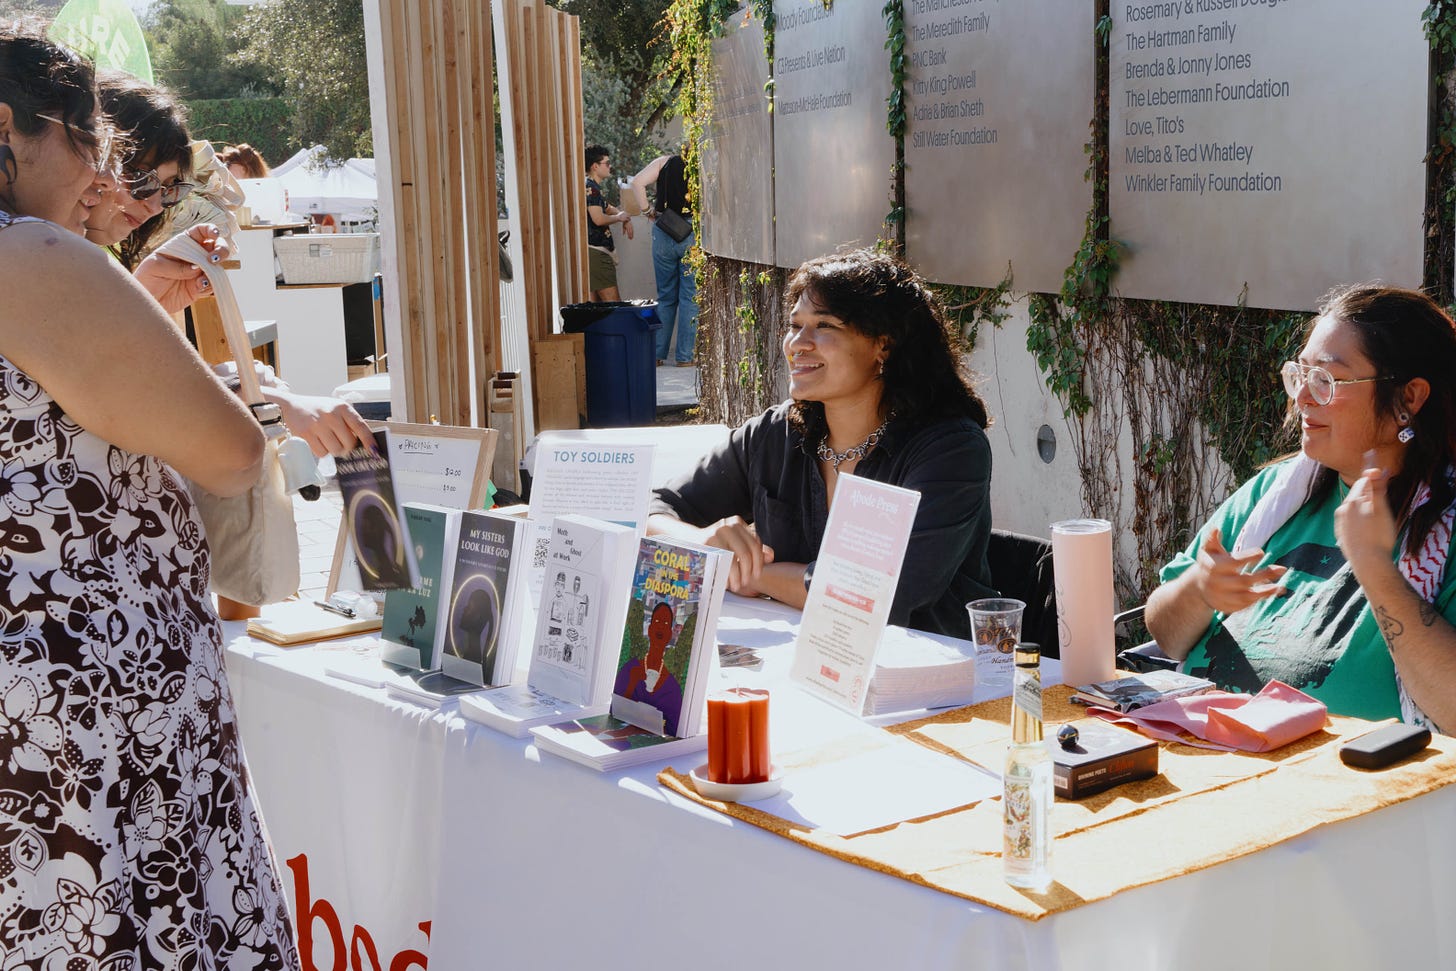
top-left (585, 144), bottom-right (632, 302)
top-left (632, 153), bottom-right (698, 366)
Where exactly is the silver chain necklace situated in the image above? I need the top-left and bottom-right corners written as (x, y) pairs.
top-left (817, 419), bottom-right (889, 475)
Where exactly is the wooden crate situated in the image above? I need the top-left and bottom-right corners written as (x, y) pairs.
top-left (532, 333), bottom-right (585, 430)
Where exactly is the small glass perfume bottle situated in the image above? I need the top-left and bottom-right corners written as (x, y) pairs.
top-left (1003, 642), bottom-right (1052, 890)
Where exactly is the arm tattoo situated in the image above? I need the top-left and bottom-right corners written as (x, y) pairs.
top-left (1375, 605), bottom-right (1405, 644)
top-left (1418, 600), bottom-right (1439, 628)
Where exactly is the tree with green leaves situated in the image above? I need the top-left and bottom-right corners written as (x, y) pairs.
top-left (145, 0), bottom-right (277, 101)
top-left (233, 0), bottom-right (372, 159)
top-left (552, 0), bottom-right (679, 175)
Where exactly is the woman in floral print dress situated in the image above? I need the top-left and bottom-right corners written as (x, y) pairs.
top-left (0, 25), bottom-right (298, 969)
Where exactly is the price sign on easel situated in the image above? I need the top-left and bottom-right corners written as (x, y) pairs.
top-left (328, 422), bottom-right (497, 597)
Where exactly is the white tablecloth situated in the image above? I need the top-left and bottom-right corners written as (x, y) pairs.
top-left (224, 596), bottom-right (1456, 970)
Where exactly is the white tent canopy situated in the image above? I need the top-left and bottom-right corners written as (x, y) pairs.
top-left (273, 147), bottom-right (378, 218)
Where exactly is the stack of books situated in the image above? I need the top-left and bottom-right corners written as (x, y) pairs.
top-left (531, 535), bottom-right (732, 771)
top-left (460, 515), bottom-right (637, 735)
top-left (861, 626), bottom-right (977, 715)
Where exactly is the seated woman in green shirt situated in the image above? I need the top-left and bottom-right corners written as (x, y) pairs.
top-left (1146, 285), bottom-right (1456, 732)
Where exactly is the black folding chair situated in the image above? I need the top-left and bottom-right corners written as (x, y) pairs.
top-left (986, 529), bottom-right (1060, 656)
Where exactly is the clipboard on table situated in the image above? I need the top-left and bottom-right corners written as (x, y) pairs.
top-left (247, 600), bottom-right (383, 645)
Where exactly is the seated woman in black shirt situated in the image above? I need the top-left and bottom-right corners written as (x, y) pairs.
top-left (649, 248), bottom-right (996, 637)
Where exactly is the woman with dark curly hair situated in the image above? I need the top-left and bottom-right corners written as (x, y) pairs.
top-left (649, 247), bottom-right (995, 637)
top-left (1146, 284), bottom-right (1456, 730)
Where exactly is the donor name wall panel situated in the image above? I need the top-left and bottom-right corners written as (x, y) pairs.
top-left (1110, 0), bottom-right (1427, 311)
top-left (701, 8), bottom-right (774, 266)
top-left (905, 0), bottom-right (1093, 293)
top-left (773, 0), bottom-right (896, 268)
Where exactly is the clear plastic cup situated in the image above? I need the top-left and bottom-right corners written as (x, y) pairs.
top-left (967, 597), bottom-right (1025, 692)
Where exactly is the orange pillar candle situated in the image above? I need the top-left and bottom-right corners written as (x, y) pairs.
top-left (707, 688), bottom-right (771, 784)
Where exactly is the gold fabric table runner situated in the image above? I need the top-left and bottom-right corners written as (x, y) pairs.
top-left (659, 687), bottom-right (1456, 920)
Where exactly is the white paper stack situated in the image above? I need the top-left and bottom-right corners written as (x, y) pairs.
top-left (861, 626), bottom-right (978, 716)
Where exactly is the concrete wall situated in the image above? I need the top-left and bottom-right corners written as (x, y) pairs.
top-left (965, 298), bottom-right (1085, 541)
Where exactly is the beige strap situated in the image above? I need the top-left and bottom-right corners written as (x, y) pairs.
top-left (154, 234), bottom-right (264, 407)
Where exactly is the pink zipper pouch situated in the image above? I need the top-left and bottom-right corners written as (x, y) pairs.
top-left (1087, 680), bottom-right (1329, 752)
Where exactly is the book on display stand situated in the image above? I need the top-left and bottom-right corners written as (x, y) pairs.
top-left (379, 503), bottom-right (461, 671)
top-left (531, 535), bottom-right (731, 771)
top-left (377, 504), bottom-right (492, 708)
top-left (460, 515), bottom-right (636, 736)
top-left (334, 430), bottom-right (421, 592)
top-left (438, 510), bottom-right (532, 688)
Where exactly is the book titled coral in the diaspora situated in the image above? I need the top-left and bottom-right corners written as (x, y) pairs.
top-left (336, 430), bottom-right (420, 592)
top-left (608, 536), bottom-right (731, 739)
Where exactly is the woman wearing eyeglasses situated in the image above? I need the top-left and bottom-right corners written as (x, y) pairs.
top-left (0, 25), bottom-right (297, 968)
top-left (83, 69), bottom-right (224, 315)
top-left (85, 71), bottom-right (374, 459)
top-left (1146, 285), bottom-right (1456, 732)
top-left (85, 70), bottom-right (196, 265)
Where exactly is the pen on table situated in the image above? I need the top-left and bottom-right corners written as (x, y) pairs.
top-left (315, 600), bottom-right (357, 619)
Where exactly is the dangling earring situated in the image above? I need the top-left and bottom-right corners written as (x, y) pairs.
top-left (876, 359), bottom-right (885, 378)
top-left (1397, 411), bottom-right (1414, 444)
top-left (0, 144), bottom-right (16, 189)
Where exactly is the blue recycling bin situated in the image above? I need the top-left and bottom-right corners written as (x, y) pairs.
top-left (562, 301), bottom-right (659, 427)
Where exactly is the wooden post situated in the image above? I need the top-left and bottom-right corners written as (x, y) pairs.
top-left (370, 0), bottom-right (580, 434)
top-left (563, 14), bottom-right (588, 300)
top-left (190, 296), bottom-right (233, 366)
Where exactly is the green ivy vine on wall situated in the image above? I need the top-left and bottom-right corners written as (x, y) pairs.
top-left (880, 0), bottom-right (1011, 354)
top-left (1422, 0), bottom-right (1456, 302)
top-left (663, 0), bottom-right (790, 421)
top-left (664, 1), bottom-right (1456, 592)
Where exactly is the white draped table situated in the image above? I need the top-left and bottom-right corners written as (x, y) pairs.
top-left (224, 595), bottom-right (1456, 970)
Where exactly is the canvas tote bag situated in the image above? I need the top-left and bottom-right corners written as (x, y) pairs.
top-left (157, 234), bottom-right (300, 606)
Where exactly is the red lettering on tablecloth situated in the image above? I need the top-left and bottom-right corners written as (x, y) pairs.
top-left (288, 853), bottom-right (431, 970)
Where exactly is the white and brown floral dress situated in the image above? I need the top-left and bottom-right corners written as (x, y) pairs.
top-left (0, 210), bottom-right (297, 969)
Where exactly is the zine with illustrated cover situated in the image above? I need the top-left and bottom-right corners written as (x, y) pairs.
top-left (525, 515), bottom-right (636, 708)
top-left (336, 430), bottom-right (420, 591)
